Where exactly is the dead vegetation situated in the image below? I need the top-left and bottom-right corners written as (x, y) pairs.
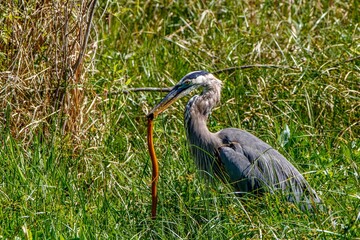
top-left (0, 0), bottom-right (97, 148)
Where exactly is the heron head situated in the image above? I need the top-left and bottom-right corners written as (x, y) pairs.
top-left (147, 70), bottom-right (214, 118)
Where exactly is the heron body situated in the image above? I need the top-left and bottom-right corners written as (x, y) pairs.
top-left (148, 70), bottom-right (321, 210)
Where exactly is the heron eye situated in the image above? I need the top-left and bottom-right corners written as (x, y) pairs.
top-left (184, 80), bottom-right (191, 85)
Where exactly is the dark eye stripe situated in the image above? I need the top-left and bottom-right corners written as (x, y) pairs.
top-left (184, 70), bottom-right (209, 80)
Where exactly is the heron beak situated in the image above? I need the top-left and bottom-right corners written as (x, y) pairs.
top-left (147, 85), bottom-right (185, 119)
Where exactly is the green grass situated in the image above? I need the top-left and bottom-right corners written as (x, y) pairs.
top-left (1, 0), bottom-right (360, 238)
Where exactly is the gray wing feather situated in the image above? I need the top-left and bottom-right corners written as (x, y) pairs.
top-left (216, 128), bottom-right (321, 209)
top-left (219, 144), bottom-right (267, 194)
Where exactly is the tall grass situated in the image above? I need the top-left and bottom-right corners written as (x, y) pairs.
top-left (0, 0), bottom-right (359, 238)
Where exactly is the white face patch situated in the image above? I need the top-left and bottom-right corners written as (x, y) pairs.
top-left (193, 75), bottom-right (208, 85)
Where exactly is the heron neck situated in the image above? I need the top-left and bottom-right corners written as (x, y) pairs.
top-left (184, 85), bottom-right (221, 143)
top-left (183, 82), bottom-right (222, 175)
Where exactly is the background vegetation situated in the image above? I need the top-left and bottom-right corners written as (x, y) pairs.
top-left (0, 0), bottom-right (359, 238)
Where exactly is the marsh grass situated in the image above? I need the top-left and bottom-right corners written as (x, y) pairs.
top-left (1, 0), bottom-right (359, 238)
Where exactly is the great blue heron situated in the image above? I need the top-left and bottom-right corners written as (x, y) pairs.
top-left (147, 70), bottom-right (321, 210)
